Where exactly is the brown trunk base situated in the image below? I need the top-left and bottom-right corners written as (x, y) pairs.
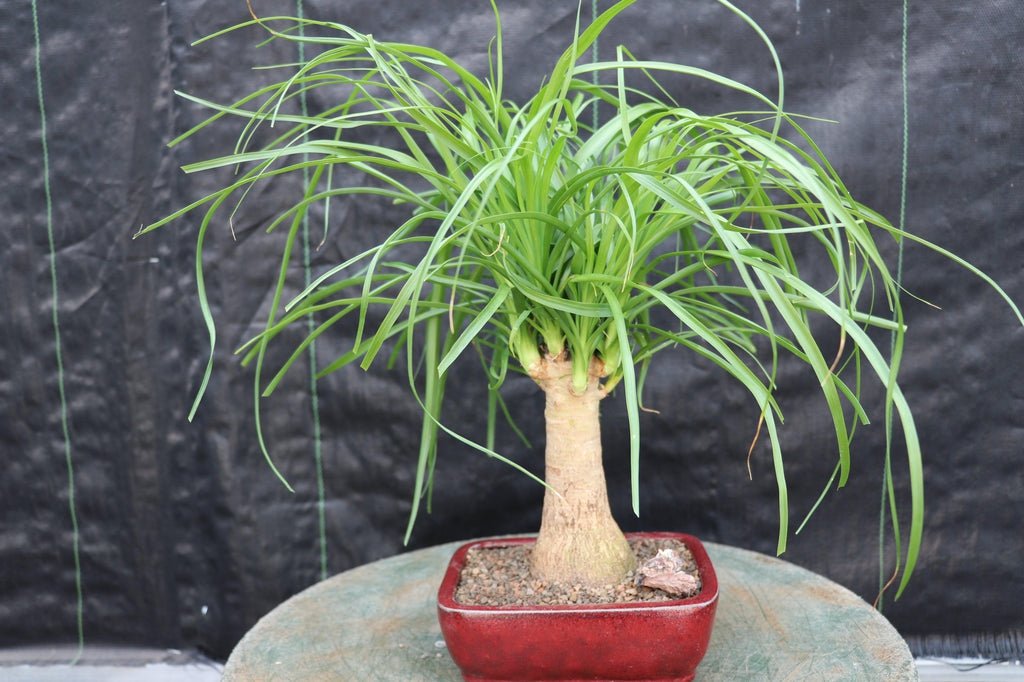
top-left (527, 353), bottom-right (636, 586)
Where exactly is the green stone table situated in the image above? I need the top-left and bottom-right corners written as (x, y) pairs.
top-left (223, 540), bottom-right (917, 681)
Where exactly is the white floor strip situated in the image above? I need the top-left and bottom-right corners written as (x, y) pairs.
top-left (918, 659), bottom-right (1024, 681)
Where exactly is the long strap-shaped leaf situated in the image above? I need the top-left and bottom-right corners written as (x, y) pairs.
top-left (438, 284), bottom-right (511, 377)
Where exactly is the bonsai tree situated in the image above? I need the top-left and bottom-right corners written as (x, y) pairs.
top-left (142, 0), bottom-right (1021, 596)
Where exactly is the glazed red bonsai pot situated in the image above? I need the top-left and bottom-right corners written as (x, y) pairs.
top-left (437, 532), bottom-right (718, 682)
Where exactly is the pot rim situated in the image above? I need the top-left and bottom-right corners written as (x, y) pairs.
top-left (437, 531), bottom-right (718, 614)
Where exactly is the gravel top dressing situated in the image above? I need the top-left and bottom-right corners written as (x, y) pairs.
top-left (454, 538), bottom-right (702, 607)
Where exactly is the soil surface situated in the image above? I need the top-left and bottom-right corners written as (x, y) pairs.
top-left (454, 538), bottom-right (701, 606)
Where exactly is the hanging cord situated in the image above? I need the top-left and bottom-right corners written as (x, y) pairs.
top-left (591, 0), bottom-right (600, 131)
top-left (878, 0), bottom-right (910, 610)
top-left (31, 0), bottom-right (85, 662)
top-left (896, 4), bottom-right (909, 339)
top-left (295, 0), bottom-right (329, 582)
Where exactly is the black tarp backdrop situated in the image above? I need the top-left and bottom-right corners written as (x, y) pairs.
top-left (2, 0), bottom-right (1022, 662)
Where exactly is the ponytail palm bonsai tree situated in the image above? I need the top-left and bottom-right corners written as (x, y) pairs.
top-left (142, 0), bottom-right (1021, 599)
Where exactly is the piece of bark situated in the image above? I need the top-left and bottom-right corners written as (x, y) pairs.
top-left (635, 549), bottom-right (699, 597)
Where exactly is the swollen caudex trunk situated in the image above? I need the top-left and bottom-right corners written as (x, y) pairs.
top-left (528, 354), bottom-right (636, 586)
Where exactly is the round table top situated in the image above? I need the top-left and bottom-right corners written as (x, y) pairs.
top-left (223, 539), bottom-right (917, 681)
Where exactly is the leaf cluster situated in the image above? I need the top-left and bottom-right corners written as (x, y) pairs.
top-left (140, 0), bottom-right (1022, 597)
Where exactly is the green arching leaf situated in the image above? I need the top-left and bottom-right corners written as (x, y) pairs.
top-left (403, 282), bottom-right (444, 544)
top-left (600, 285), bottom-right (641, 516)
top-left (438, 284), bottom-right (511, 377)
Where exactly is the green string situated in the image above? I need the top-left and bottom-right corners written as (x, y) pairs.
top-left (879, 0), bottom-right (910, 610)
top-left (591, 0), bottom-right (599, 132)
top-left (897, 2), bottom-right (908, 297)
top-left (31, 0), bottom-right (84, 661)
top-left (296, 0), bottom-right (329, 582)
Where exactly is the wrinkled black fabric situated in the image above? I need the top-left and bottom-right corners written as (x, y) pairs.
top-left (1, 0), bottom-right (1021, 660)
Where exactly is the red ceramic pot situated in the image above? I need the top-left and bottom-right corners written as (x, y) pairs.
top-left (437, 532), bottom-right (718, 682)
